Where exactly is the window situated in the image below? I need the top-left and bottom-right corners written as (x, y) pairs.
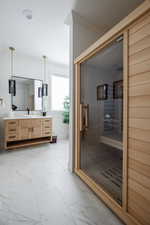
top-left (51, 75), bottom-right (69, 111)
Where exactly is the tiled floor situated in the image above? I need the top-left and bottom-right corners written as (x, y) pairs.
top-left (0, 140), bottom-right (124, 225)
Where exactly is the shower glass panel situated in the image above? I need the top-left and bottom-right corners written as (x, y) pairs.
top-left (80, 38), bottom-right (123, 205)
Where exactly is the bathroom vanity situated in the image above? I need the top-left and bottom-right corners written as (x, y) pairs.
top-left (4, 116), bottom-right (52, 150)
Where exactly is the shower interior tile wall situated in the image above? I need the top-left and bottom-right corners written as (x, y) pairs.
top-left (103, 74), bottom-right (123, 141)
top-left (81, 64), bottom-right (123, 144)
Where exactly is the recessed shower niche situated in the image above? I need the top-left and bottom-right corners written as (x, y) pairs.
top-left (80, 38), bottom-right (123, 205)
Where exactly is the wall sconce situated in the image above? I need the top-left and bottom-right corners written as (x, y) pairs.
top-left (8, 46), bottom-right (16, 96)
top-left (0, 97), bottom-right (5, 108)
top-left (38, 87), bottom-right (42, 97)
top-left (9, 79), bottom-right (16, 96)
top-left (42, 83), bottom-right (48, 96)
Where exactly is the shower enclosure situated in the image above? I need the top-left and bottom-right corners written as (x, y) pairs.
top-left (74, 3), bottom-right (150, 224)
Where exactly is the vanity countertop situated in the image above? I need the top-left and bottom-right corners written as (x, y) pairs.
top-left (3, 115), bottom-right (52, 120)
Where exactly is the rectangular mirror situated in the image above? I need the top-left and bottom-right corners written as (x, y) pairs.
top-left (12, 76), bottom-right (43, 111)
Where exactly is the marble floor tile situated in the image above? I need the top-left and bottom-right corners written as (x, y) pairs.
top-left (0, 140), bottom-right (124, 225)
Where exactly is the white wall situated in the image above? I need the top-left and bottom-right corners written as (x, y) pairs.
top-left (0, 50), bottom-right (69, 140)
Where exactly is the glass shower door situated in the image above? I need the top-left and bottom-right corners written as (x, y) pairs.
top-left (79, 39), bottom-right (123, 205)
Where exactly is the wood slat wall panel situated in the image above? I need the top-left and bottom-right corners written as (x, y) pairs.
top-left (129, 158), bottom-right (150, 179)
top-left (129, 35), bottom-right (150, 56)
top-left (129, 96), bottom-right (150, 107)
top-left (128, 188), bottom-right (150, 212)
top-left (129, 12), bottom-right (150, 35)
top-left (129, 118), bottom-right (150, 130)
top-left (129, 138), bottom-right (150, 154)
top-left (129, 82), bottom-right (150, 96)
top-left (128, 202), bottom-right (150, 225)
top-left (129, 107), bottom-right (150, 119)
top-left (129, 127), bottom-right (150, 143)
top-left (129, 148), bottom-right (150, 166)
top-left (128, 179), bottom-right (150, 224)
top-left (128, 179), bottom-right (150, 202)
top-left (129, 168), bottom-right (150, 188)
top-left (129, 23), bottom-right (150, 45)
top-left (129, 72), bottom-right (150, 86)
top-left (128, 12), bottom-right (150, 225)
top-left (129, 58), bottom-right (150, 76)
top-left (129, 47), bottom-right (150, 65)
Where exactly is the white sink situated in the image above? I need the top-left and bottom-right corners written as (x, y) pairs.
top-left (3, 115), bottom-right (52, 120)
top-left (23, 115), bottom-right (42, 118)
top-left (23, 115), bottom-right (37, 117)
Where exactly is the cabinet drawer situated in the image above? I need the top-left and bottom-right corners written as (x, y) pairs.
top-left (6, 120), bottom-right (19, 141)
top-left (7, 120), bottom-right (18, 126)
top-left (7, 130), bottom-right (18, 136)
top-left (43, 127), bottom-right (52, 133)
top-left (6, 120), bottom-right (18, 129)
top-left (7, 127), bottom-right (17, 132)
top-left (43, 119), bottom-right (52, 126)
top-left (7, 134), bottom-right (18, 141)
top-left (44, 125), bottom-right (52, 129)
top-left (43, 131), bottom-right (52, 137)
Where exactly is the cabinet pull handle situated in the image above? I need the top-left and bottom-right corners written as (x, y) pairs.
top-left (9, 135), bottom-right (16, 138)
top-left (9, 129), bottom-right (16, 132)
top-left (45, 126), bottom-right (50, 128)
top-left (9, 122), bottom-right (16, 125)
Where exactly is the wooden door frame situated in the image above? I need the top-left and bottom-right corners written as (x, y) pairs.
top-left (74, 31), bottom-right (131, 224)
top-left (74, 2), bottom-right (150, 225)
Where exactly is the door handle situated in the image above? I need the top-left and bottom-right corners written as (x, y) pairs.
top-left (80, 104), bottom-right (83, 132)
top-left (84, 104), bottom-right (89, 130)
top-left (80, 104), bottom-right (89, 132)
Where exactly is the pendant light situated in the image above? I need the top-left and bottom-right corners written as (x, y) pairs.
top-left (42, 55), bottom-right (48, 96)
top-left (8, 47), bottom-right (16, 96)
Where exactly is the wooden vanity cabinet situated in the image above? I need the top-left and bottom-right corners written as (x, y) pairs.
top-left (19, 119), bottom-right (43, 139)
top-left (5, 118), bottom-right (52, 150)
top-left (19, 119), bottom-right (34, 140)
top-left (6, 120), bottom-right (19, 142)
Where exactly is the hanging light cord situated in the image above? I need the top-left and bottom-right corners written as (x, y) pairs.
top-left (43, 55), bottom-right (47, 82)
top-left (9, 47), bottom-right (15, 79)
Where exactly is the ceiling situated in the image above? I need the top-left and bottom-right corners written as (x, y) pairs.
top-left (0, 0), bottom-right (143, 65)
